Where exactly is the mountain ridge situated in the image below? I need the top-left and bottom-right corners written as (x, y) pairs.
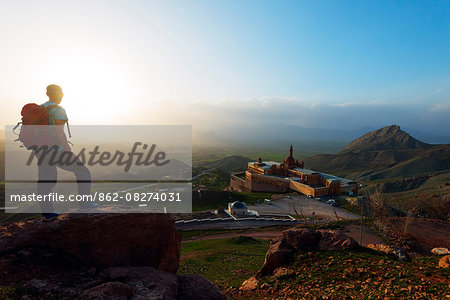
top-left (340, 124), bottom-right (430, 153)
top-left (305, 125), bottom-right (449, 181)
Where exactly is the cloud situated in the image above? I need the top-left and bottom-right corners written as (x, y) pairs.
top-left (151, 97), bottom-right (449, 136)
top-left (430, 101), bottom-right (450, 112)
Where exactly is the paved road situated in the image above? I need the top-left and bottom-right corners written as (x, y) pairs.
top-left (248, 195), bottom-right (359, 220)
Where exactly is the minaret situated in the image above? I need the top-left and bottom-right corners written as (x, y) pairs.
top-left (284, 144), bottom-right (296, 169)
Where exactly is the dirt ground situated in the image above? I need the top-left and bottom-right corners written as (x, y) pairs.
top-left (343, 224), bottom-right (384, 246)
top-left (383, 217), bottom-right (450, 251)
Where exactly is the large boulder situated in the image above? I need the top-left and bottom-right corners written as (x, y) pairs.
top-left (0, 214), bottom-right (227, 299)
top-left (282, 228), bottom-right (321, 250)
top-left (256, 235), bottom-right (295, 277)
top-left (0, 213), bottom-right (181, 273)
top-left (256, 228), bottom-right (358, 277)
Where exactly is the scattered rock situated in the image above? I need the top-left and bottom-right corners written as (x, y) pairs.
top-left (260, 283), bottom-right (270, 289)
top-left (367, 243), bottom-right (411, 262)
top-left (240, 276), bottom-right (259, 291)
top-left (23, 279), bottom-right (59, 294)
top-left (87, 267), bottom-right (97, 276)
top-left (393, 248), bottom-right (411, 262)
top-left (438, 255), bottom-right (450, 268)
top-left (79, 282), bottom-right (133, 300)
top-left (367, 243), bottom-right (394, 254)
top-left (77, 279), bottom-right (104, 290)
top-left (273, 267), bottom-right (295, 279)
top-left (102, 266), bottom-right (130, 281)
top-left (126, 266), bottom-right (179, 300)
top-left (431, 247), bottom-right (450, 255)
top-left (18, 249), bottom-right (32, 258)
top-left (178, 274), bottom-right (226, 300)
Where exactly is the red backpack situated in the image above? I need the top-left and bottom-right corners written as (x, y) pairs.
top-left (14, 103), bottom-right (66, 149)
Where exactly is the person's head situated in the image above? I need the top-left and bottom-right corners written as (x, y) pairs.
top-left (46, 84), bottom-right (64, 104)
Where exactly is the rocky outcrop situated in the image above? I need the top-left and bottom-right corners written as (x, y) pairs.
top-left (0, 213), bottom-right (180, 273)
top-left (0, 214), bottom-right (226, 299)
top-left (256, 228), bottom-right (358, 277)
top-left (70, 266), bottom-right (225, 300)
top-left (439, 255), bottom-right (450, 268)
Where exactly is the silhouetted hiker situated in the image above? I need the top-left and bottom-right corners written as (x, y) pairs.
top-left (31, 85), bottom-right (94, 219)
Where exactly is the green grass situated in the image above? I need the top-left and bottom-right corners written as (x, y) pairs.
top-left (180, 229), bottom-right (238, 240)
top-left (0, 286), bottom-right (20, 300)
top-left (192, 146), bottom-right (321, 167)
top-left (192, 168), bottom-right (230, 191)
top-left (178, 237), bottom-right (270, 289)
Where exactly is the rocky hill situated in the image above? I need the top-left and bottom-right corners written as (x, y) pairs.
top-left (228, 227), bottom-right (450, 299)
top-left (306, 126), bottom-right (449, 181)
top-left (305, 125), bottom-right (450, 213)
top-left (340, 125), bottom-right (430, 153)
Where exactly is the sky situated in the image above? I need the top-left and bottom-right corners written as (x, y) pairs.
top-left (0, 0), bottom-right (449, 137)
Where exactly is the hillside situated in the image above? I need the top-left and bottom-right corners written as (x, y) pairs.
top-left (305, 125), bottom-right (450, 214)
top-left (340, 125), bottom-right (430, 153)
top-left (306, 125), bottom-right (449, 181)
top-left (307, 144), bottom-right (450, 181)
top-left (200, 155), bottom-right (250, 174)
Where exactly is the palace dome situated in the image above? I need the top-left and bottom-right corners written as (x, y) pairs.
top-left (230, 201), bottom-right (247, 209)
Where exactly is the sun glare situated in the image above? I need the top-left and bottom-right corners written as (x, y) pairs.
top-left (42, 54), bottom-right (133, 125)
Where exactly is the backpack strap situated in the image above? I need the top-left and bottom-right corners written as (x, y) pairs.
top-left (43, 104), bottom-right (71, 137)
top-left (44, 104), bottom-right (57, 125)
top-left (66, 121), bottom-right (72, 138)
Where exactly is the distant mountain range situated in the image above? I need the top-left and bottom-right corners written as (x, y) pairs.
top-left (196, 124), bottom-right (450, 182)
top-left (193, 124), bottom-right (450, 148)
